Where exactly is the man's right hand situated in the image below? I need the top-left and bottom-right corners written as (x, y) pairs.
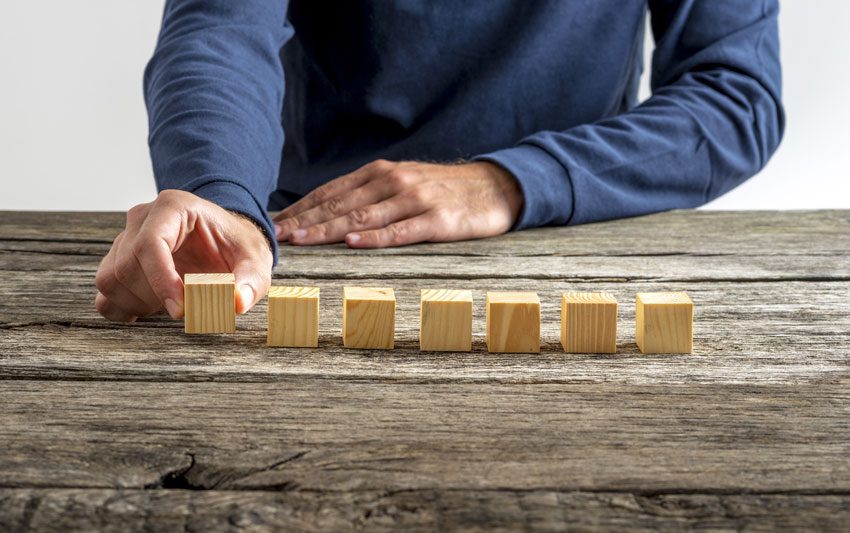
top-left (95, 190), bottom-right (273, 323)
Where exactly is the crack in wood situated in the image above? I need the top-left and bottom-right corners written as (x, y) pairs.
top-left (144, 453), bottom-right (198, 490)
top-left (274, 273), bottom-right (850, 282)
top-left (4, 487), bottom-right (850, 530)
top-left (0, 237), bottom-right (113, 245)
top-left (1, 210), bottom-right (848, 528)
top-left (0, 320), bottom-right (176, 331)
top-left (142, 451), bottom-right (311, 491)
top-left (16, 492), bottom-right (41, 531)
top-left (5, 483), bottom-right (850, 496)
top-left (0, 248), bottom-right (105, 257)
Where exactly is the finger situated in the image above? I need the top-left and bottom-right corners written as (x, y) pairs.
top-left (125, 202), bottom-right (152, 233)
top-left (274, 164), bottom-right (378, 222)
top-left (100, 255), bottom-right (161, 318)
top-left (112, 232), bottom-right (167, 312)
top-left (275, 179), bottom-right (393, 241)
top-left (95, 291), bottom-right (138, 323)
top-left (95, 235), bottom-right (159, 319)
top-left (289, 193), bottom-right (426, 246)
top-left (345, 213), bottom-right (436, 249)
top-left (133, 204), bottom-right (189, 319)
top-left (232, 255), bottom-right (272, 314)
top-left (100, 272), bottom-right (160, 318)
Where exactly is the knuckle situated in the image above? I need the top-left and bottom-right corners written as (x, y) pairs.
top-left (405, 185), bottom-right (430, 205)
top-left (368, 159), bottom-right (391, 171)
top-left (389, 223), bottom-right (407, 244)
top-left (94, 267), bottom-right (114, 295)
top-left (130, 237), bottom-right (151, 259)
top-left (126, 204), bottom-right (147, 225)
top-left (155, 189), bottom-right (190, 209)
top-left (96, 267), bottom-right (124, 297)
top-left (113, 258), bottom-right (135, 285)
top-left (283, 215), bottom-right (301, 231)
top-left (323, 196), bottom-right (346, 216)
top-left (156, 189), bottom-right (179, 203)
top-left (310, 186), bottom-right (331, 204)
top-left (348, 207), bottom-right (373, 226)
top-left (111, 230), bottom-right (126, 247)
top-left (95, 294), bottom-right (111, 315)
top-left (432, 207), bottom-right (454, 226)
top-left (386, 169), bottom-right (410, 188)
top-left (313, 224), bottom-right (328, 239)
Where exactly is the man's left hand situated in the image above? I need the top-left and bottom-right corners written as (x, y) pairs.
top-left (273, 160), bottom-right (524, 248)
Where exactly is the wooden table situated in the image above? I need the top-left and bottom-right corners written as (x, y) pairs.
top-left (1, 210), bottom-right (849, 531)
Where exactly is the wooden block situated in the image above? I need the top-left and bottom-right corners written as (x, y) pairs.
top-left (183, 273), bottom-right (236, 334)
top-left (485, 291), bottom-right (540, 353)
top-left (560, 292), bottom-right (618, 353)
top-left (342, 287), bottom-right (396, 349)
top-left (635, 292), bottom-right (693, 354)
top-left (420, 289), bottom-right (473, 352)
top-left (267, 286), bottom-right (319, 347)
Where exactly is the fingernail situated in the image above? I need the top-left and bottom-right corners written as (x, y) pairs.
top-left (240, 285), bottom-right (255, 311)
top-left (274, 223), bottom-right (283, 239)
top-left (291, 229), bottom-right (307, 240)
top-left (347, 233), bottom-right (361, 245)
top-left (164, 298), bottom-right (181, 319)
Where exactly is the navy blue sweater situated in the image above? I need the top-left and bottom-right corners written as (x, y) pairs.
top-left (144, 0), bottom-right (784, 262)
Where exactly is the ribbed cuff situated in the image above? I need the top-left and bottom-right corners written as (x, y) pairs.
top-left (472, 143), bottom-right (574, 230)
top-left (183, 177), bottom-right (279, 266)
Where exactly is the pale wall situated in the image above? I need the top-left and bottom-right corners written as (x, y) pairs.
top-left (1, 2), bottom-right (847, 211)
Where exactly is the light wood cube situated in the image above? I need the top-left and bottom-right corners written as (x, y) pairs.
top-left (420, 289), bottom-right (473, 352)
top-left (342, 287), bottom-right (396, 349)
top-left (561, 292), bottom-right (618, 353)
top-left (184, 273), bottom-right (236, 334)
top-left (635, 292), bottom-right (694, 354)
top-left (267, 286), bottom-right (319, 347)
top-left (485, 291), bottom-right (540, 353)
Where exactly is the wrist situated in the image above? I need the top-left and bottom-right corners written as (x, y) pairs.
top-left (473, 161), bottom-right (524, 226)
top-left (188, 178), bottom-right (279, 266)
top-left (229, 210), bottom-right (274, 260)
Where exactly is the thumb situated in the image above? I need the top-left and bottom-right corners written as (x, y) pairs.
top-left (233, 256), bottom-right (272, 314)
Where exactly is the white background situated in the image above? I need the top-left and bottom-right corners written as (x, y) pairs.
top-left (1, 1), bottom-right (848, 211)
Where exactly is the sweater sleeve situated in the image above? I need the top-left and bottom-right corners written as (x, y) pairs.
top-left (474, 0), bottom-right (784, 229)
top-left (143, 0), bottom-right (292, 264)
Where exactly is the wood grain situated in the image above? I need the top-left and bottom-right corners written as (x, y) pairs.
top-left (3, 210), bottom-right (848, 256)
top-left (0, 380), bottom-right (848, 493)
top-left (1, 209), bottom-right (848, 530)
top-left (267, 286), bottom-right (319, 347)
top-left (183, 273), bottom-right (236, 334)
top-left (636, 292), bottom-right (694, 354)
top-left (486, 291), bottom-right (541, 353)
top-left (561, 292), bottom-right (618, 353)
top-left (0, 274), bottom-right (848, 385)
top-left (342, 287), bottom-right (395, 349)
top-left (6, 247), bottom-right (850, 283)
top-left (2, 489), bottom-right (850, 532)
top-left (419, 289), bottom-right (473, 352)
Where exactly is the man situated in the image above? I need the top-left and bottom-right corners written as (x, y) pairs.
top-left (95, 0), bottom-right (783, 323)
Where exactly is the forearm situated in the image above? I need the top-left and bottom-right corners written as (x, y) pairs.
top-left (476, 0), bottom-right (784, 228)
top-left (144, 0), bottom-right (292, 261)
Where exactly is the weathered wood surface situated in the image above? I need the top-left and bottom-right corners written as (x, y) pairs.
top-left (0, 209), bottom-right (848, 531)
top-left (1, 275), bottom-right (847, 385)
top-left (2, 209), bottom-right (849, 256)
top-left (4, 490), bottom-right (850, 532)
top-left (4, 490), bottom-right (850, 533)
top-left (2, 379), bottom-right (849, 492)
